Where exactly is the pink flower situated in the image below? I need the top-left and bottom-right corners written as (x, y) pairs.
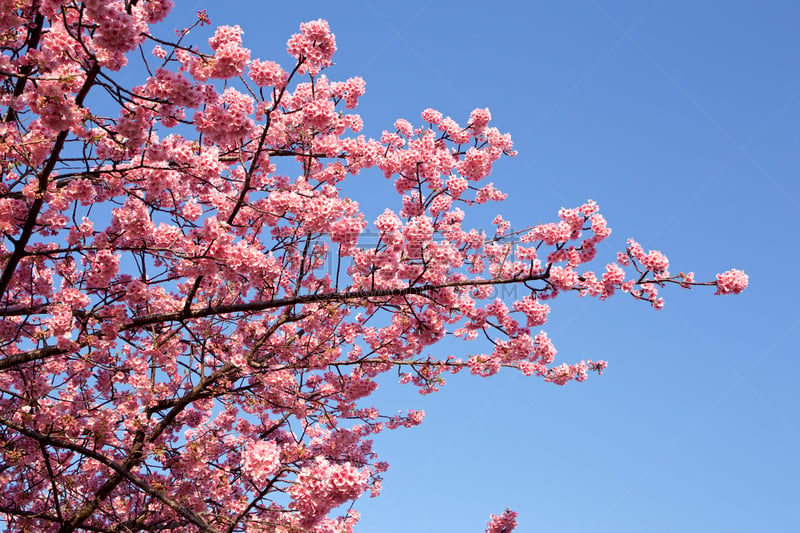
top-left (403, 216), bottom-right (434, 246)
top-left (288, 458), bottom-right (368, 527)
top-left (242, 440), bottom-right (281, 485)
top-left (469, 107), bottom-right (492, 132)
top-left (194, 87), bottom-right (254, 146)
top-left (182, 200), bottom-right (202, 221)
top-left (211, 40), bottom-right (250, 79)
top-left (549, 266), bottom-right (578, 290)
top-left (642, 249), bottom-right (669, 273)
top-left (524, 221), bottom-right (572, 246)
top-left (715, 269), bottom-right (748, 295)
top-left (447, 176), bottom-right (469, 198)
top-left (513, 296), bottom-right (550, 327)
top-left (208, 25), bottom-right (243, 51)
top-left (590, 213), bottom-right (612, 242)
top-left (601, 263), bottom-right (626, 296)
top-left (679, 271), bottom-right (695, 288)
top-left (343, 76), bottom-right (366, 109)
top-left (485, 509), bottom-right (518, 533)
top-left (57, 288), bottom-right (90, 309)
top-left (249, 59), bottom-right (287, 87)
top-left (457, 147), bottom-right (493, 180)
top-left (134, 0), bottom-right (174, 24)
top-left (330, 216), bottom-right (365, 251)
top-left (394, 118), bottom-right (413, 136)
top-left (375, 209), bottom-right (401, 232)
top-left (533, 331), bottom-right (557, 364)
top-left (421, 108), bottom-right (443, 124)
top-left (143, 68), bottom-right (203, 109)
top-left (287, 19), bottom-right (337, 75)
top-left (439, 116), bottom-right (470, 144)
top-left (303, 99), bottom-right (336, 130)
top-left (85, 250), bottom-right (120, 288)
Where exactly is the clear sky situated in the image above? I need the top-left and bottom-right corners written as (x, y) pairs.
top-left (162, 2), bottom-right (798, 531)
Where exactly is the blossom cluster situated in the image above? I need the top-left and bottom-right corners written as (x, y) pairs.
top-left (289, 458), bottom-right (370, 527)
top-left (485, 509), bottom-right (519, 533)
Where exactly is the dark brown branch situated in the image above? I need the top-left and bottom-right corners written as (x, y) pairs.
top-left (134, 269), bottom-right (551, 329)
top-left (0, 270), bottom-right (551, 371)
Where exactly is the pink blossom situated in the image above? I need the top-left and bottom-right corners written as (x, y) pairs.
top-left (403, 215), bottom-right (434, 246)
top-left (136, 0), bottom-right (174, 24)
top-left (474, 182), bottom-right (507, 203)
top-left (209, 25), bottom-right (243, 51)
top-left (343, 76), bottom-right (366, 109)
top-left (84, 250), bottom-right (119, 288)
top-left (375, 209), bottom-right (402, 232)
top-left (513, 296), bottom-right (550, 327)
top-left (533, 331), bottom-right (557, 364)
top-left (182, 200), bottom-right (203, 221)
top-left (715, 268), bottom-right (749, 295)
top-left (590, 213), bottom-right (611, 242)
top-left (601, 263), bottom-right (626, 296)
top-left (330, 216), bottom-right (365, 251)
top-left (429, 194), bottom-right (452, 215)
top-left (287, 19), bottom-right (337, 75)
top-left (289, 458), bottom-right (369, 527)
top-left (485, 509), bottom-right (518, 533)
top-left (642, 249), bottom-right (669, 273)
top-left (469, 107), bottom-right (492, 132)
top-left (56, 288), bottom-right (90, 310)
top-left (242, 440), bottom-right (281, 485)
top-left (457, 147), bottom-right (494, 180)
top-left (524, 221), bottom-right (572, 245)
top-left (143, 68), bottom-right (203, 110)
top-left (447, 175), bottom-right (469, 198)
top-left (394, 118), bottom-right (413, 136)
top-left (421, 108), bottom-right (443, 124)
top-left (303, 99), bottom-right (337, 130)
top-left (194, 87), bottom-right (254, 145)
top-left (89, 4), bottom-right (147, 67)
top-left (249, 59), bottom-right (287, 87)
top-left (550, 266), bottom-right (578, 290)
top-left (439, 116), bottom-right (471, 144)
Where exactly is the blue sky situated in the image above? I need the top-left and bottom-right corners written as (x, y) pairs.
top-left (164, 2), bottom-right (798, 531)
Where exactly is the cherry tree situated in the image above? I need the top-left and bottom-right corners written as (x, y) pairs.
top-left (0, 3), bottom-right (748, 532)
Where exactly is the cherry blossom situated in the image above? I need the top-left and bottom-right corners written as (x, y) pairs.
top-left (0, 5), bottom-right (747, 533)
top-left (715, 269), bottom-right (750, 295)
top-left (485, 509), bottom-right (518, 533)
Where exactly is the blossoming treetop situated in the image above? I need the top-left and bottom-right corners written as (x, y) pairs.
top-left (0, 3), bottom-right (746, 532)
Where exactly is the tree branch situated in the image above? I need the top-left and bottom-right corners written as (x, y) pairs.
top-left (0, 270), bottom-right (551, 371)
